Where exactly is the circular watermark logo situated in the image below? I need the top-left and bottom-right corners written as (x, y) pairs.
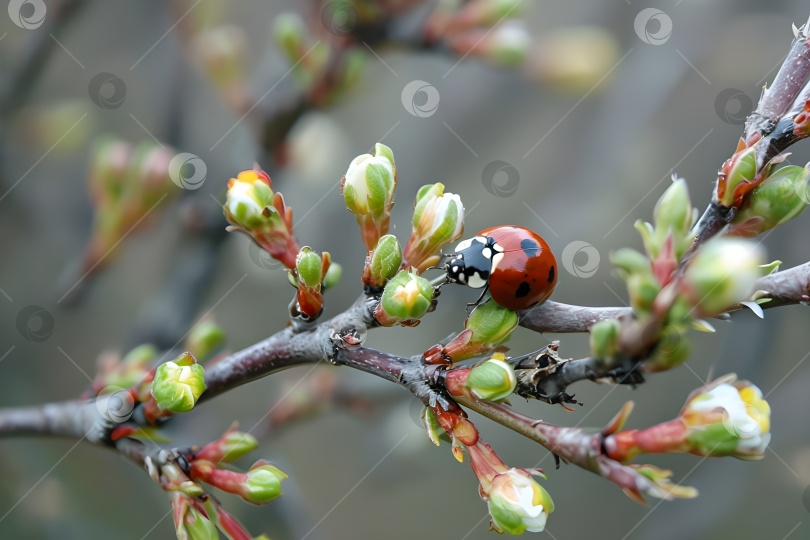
top-left (8, 0), bottom-right (46, 29)
top-left (714, 88), bottom-right (753, 126)
top-left (482, 160), bottom-right (520, 198)
top-left (561, 241), bottom-right (600, 278)
top-left (401, 80), bottom-right (440, 118)
top-left (330, 316), bottom-right (368, 350)
top-left (168, 153), bottom-right (207, 190)
top-left (95, 386), bottom-right (136, 424)
top-left (642, 322), bottom-right (684, 359)
top-left (16, 305), bottom-right (54, 343)
top-left (634, 8), bottom-right (672, 45)
top-left (88, 72), bottom-right (127, 110)
top-left (248, 241), bottom-right (283, 271)
top-left (721, 398), bottom-right (762, 440)
top-left (320, 0), bottom-right (359, 37)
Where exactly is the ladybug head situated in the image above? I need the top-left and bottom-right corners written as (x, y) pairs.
top-left (443, 237), bottom-right (492, 289)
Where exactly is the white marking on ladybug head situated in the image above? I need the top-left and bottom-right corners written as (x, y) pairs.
top-left (492, 242), bottom-right (505, 253)
top-left (491, 252), bottom-right (505, 273)
top-left (452, 266), bottom-right (458, 273)
top-left (455, 239), bottom-right (474, 252)
top-left (482, 247), bottom-right (493, 259)
top-left (458, 273), bottom-right (466, 283)
top-left (468, 272), bottom-right (487, 288)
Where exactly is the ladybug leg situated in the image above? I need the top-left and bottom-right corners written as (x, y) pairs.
top-left (465, 285), bottom-right (490, 312)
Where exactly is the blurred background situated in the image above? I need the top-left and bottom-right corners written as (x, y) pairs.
top-left (1, 0), bottom-right (810, 538)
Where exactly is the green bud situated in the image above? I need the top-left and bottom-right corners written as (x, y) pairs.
top-left (296, 247), bottom-right (323, 288)
top-left (323, 262), bottom-right (342, 290)
top-left (466, 298), bottom-right (518, 347)
top-left (729, 166), bottom-right (808, 237)
top-left (219, 432), bottom-right (258, 463)
top-left (152, 353), bottom-right (206, 413)
top-left (184, 506), bottom-right (218, 540)
top-left (185, 321), bottom-right (226, 361)
top-left (610, 248), bottom-right (652, 276)
top-left (681, 238), bottom-right (765, 317)
top-left (381, 269), bottom-right (434, 320)
top-left (342, 144), bottom-right (396, 216)
top-left (589, 318), bottom-right (621, 364)
top-left (487, 21), bottom-right (531, 66)
top-left (412, 183), bottom-right (445, 228)
top-left (244, 462), bottom-right (288, 505)
top-left (178, 481), bottom-right (205, 497)
top-left (369, 235), bottom-right (403, 285)
top-left (122, 343), bottom-right (158, 365)
top-left (719, 147), bottom-right (756, 207)
top-left (610, 249), bottom-right (660, 316)
top-left (273, 13), bottom-right (306, 63)
top-left (466, 354), bottom-right (517, 402)
top-left (645, 327), bottom-right (691, 372)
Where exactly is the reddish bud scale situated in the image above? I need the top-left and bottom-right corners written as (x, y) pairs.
top-left (296, 285), bottom-right (323, 319)
top-left (794, 100), bottom-right (810, 137)
top-left (423, 343), bottom-right (453, 365)
top-left (431, 401), bottom-right (466, 433)
top-left (604, 419), bottom-right (689, 462)
top-left (190, 460), bottom-right (249, 496)
top-left (211, 504), bottom-right (252, 540)
top-left (143, 395), bottom-right (173, 425)
top-left (453, 418), bottom-right (480, 446)
top-left (110, 425), bottom-right (138, 441)
top-left (444, 369), bottom-right (472, 397)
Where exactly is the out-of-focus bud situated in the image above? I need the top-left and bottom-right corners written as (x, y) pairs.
top-left (224, 169), bottom-right (300, 269)
top-left (196, 423), bottom-right (258, 464)
top-left (643, 324), bottom-right (691, 372)
top-left (152, 353), bottom-right (206, 414)
top-left (88, 136), bottom-right (131, 203)
top-left (363, 234), bottom-right (402, 287)
top-left (203, 499), bottom-right (257, 540)
top-left (402, 183), bottom-right (465, 273)
top-left (342, 143), bottom-right (397, 251)
top-left (94, 343), bottom-right (157, 392)
top-left (716, 146), bottom-right (757, 208)
top-left (447, 0), bottom-right (524, 32)
top-left (273, 13), bottom-right (329, 89)
top-left (195, 25), bottom-right (248, 112)
top-left (323, 262), bottom-right (342, 290)
top-left (293, 248), bottom-right (330, 320)
top-left (169, 491), bottom-right (218, 540)
top-left (185, 320), bottom-right (226, 362)
top-left (589, 318), bottom-right (621, 365)
top-left (527, 27), bottom-right (620, 92)
top-left (679, 238), bottom-right (765, 317)
top-left (376, 269), bottom-right (434, 325)
top-left (610, 248), bottom-right (660, 317)
top-left (487, 468), bottom-right (554, 534)
top-left (605, 376), bottom-right (771, 461)
top-left (425, 298), bottom-right (517, 364)
top-left (465, 353), bottom-right (517, 402)
top-left (190, 459), bottom-right (287, 506)
top-left (728, 165), bottom-right (808, 237)
top-left (447, 21), bottom-right (531, 67)
top-left (636, 177), bottom-right (695, 261)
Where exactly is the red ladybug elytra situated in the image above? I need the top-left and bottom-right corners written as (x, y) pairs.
top-left (443, 225), bottom-right (557, 311)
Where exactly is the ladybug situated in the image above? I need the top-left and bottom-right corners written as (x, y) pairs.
top-left (443, 226), bottom-right (557, 311)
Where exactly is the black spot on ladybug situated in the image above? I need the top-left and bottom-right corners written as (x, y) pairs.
top-left (524, 273), bottom-right (528, 278)
top-left (548, 266), bottom-right (555, 283)
top-left (537, 354), bottom-right (550, 368)
top-left (520, 239), bottom-right (539, 257)
top-left (515, 281), bottom-right (531, 298)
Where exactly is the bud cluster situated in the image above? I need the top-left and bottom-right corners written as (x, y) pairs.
top-left (224, 168), bottom-right (300, 269)
top-left (426, 0), bottom-right (532, 69)
top-left (85, 137), bottom-right (176, 274)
